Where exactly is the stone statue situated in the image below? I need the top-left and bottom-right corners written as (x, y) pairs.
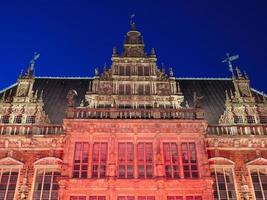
top-left (193, 92), bottom-right (204, 108)
top-left (19, 177), bottom-right (29, 200)
top-left (66, 90), bottom-right (78, 107)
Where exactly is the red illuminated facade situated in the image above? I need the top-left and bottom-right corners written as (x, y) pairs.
top-left (0, 21), bottom-right (266, 200)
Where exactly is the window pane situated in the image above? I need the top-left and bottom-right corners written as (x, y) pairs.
top-left (73, 142), bottom-right (89, 178)
top-left (92, 143), bottom-right (107, 178)
top-left (182, 143), bottom-right (198, 178)
top-left (137, 143), bottom-right (153, 178)
top-left (0, 170), bottom-right (18, 200)
top-left (33, 170), bottom-right (60, 200)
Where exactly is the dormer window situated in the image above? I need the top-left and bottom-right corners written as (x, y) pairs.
top-left (247, 116), bottom-right (256, 124)
top-left (1, 115), bottom-right (9, 124)
top-left (13, 115), bottom-right (22, 124)
top-left (234, 116), bottom-right (243, 124)
top-left (26, 116), bottom-right (35, 124)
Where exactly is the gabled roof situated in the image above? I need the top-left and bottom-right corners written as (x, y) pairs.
top-left (0, 77), bottom-right (265, 124)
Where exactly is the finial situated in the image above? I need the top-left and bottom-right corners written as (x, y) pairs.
top-left (150, 48), bottom-right (156, 57)
top-left (34, 90), bottom-right (38, 99)
top-left (39, 90), bottom-right (44, 102)
top-left (169, 67), bottom-right (174, 77)
top-left (244, 71), bottom-right (249, 79)
top-left (7, 89), bottom-right (13, 102)
top-left (95, 67), bottom-right (99, 76)
top-left (222, 53), bottom-right (239, 78)
top-left (103, 63), bottom-right (107, 71)
top-left (230, 89), bottom-right (234, 98)
top-left (19, 69), bottom-right (23, 78)
top-left (130, 14), bottom-right (136, 30)
top-left (1, 91), bottom-right (6, 102)
top-left (161, 63), bottom-right (165, 73)
top-left (236, 67), bottom-right (243, 78)
top-left (112, 47), bottom-right (117, 56)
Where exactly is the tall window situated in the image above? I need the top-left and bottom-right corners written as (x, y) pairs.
top-left (92, 143), bottom-right (107, 178)
top-left (212, 168), bottom-right (237, 200)
top-left (73, 142), bottom-right (89, 178)
top-left (167, 196), bottom-right (183, 200)
top-left (144, 66), bottom-right (150, 76)
top-left (118, 197), bottom-right (134, 200)
top-left (89, 197), bottom-right (106, 200)
top-left (118, 143), bottom-right (134, 178)
top-left (32, 169), bottom-right (60, 200)
top-left (0, 169), bottom-right (19, 200)
top-left (70, 196), bottom-right (86, 200)
top-left (163, 143), bottom-right (179, 178)
top-left (250, 169), bottom-right (267, 200)
top-left (137, 197), bottom-right (155, 200)
top-left (138, 66), bottom-right (143, 76)
top-left (137, 143), bottom-right (153, 178)
top-left (137, 66), bottom-right (150, 76)
top-left (137, 85), bottom-right (150, 95)
top-left (181, 143), bottom-right (198, 178)
top-left (119, 84), bottom-right (131, 95)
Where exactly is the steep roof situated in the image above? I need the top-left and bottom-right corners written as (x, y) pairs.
top-left (0, 77), bottom-right (264, 124)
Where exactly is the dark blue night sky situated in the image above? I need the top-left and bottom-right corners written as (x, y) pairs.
top-left (0, 0), bottom-right (266, 92)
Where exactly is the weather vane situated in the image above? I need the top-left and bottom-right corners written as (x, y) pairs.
top-left (222, 53), bottom-right (239, 75)
top-left (130, 14), bottom-right (136, 29)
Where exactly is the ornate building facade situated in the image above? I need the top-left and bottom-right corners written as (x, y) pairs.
top-left (0, 22), bottom-right (266, 200)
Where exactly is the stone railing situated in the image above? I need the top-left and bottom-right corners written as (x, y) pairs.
top-left (0, 124), bottom-right (64, 135)
top-left (207, 124), bottom-right (267, 136)
top-left (66, 107), bottom-right (204, 120)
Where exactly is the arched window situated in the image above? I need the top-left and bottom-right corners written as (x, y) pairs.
top-left (209, 157), bottom-right (237, 200)
top-left (250, 170), bottom-right (267, 200)
top-left (32, 157), bottom-right (62, 200)
top-left (0, 157), bottom-right (23, 200)
top-left (212, 169), bottom-right (236, 200)
top-left (32, 169), bottom-right (60, 200)
top-left (247, 158), bottom-right (267, 200)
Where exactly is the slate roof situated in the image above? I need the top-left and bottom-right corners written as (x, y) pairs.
top-left (0, 77), bottom-right (264, 124)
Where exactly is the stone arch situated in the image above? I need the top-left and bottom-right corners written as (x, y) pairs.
top-left (209, 157), bottom-right (235, 165)
top-left (33, 157), bottom-right (62, 167)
